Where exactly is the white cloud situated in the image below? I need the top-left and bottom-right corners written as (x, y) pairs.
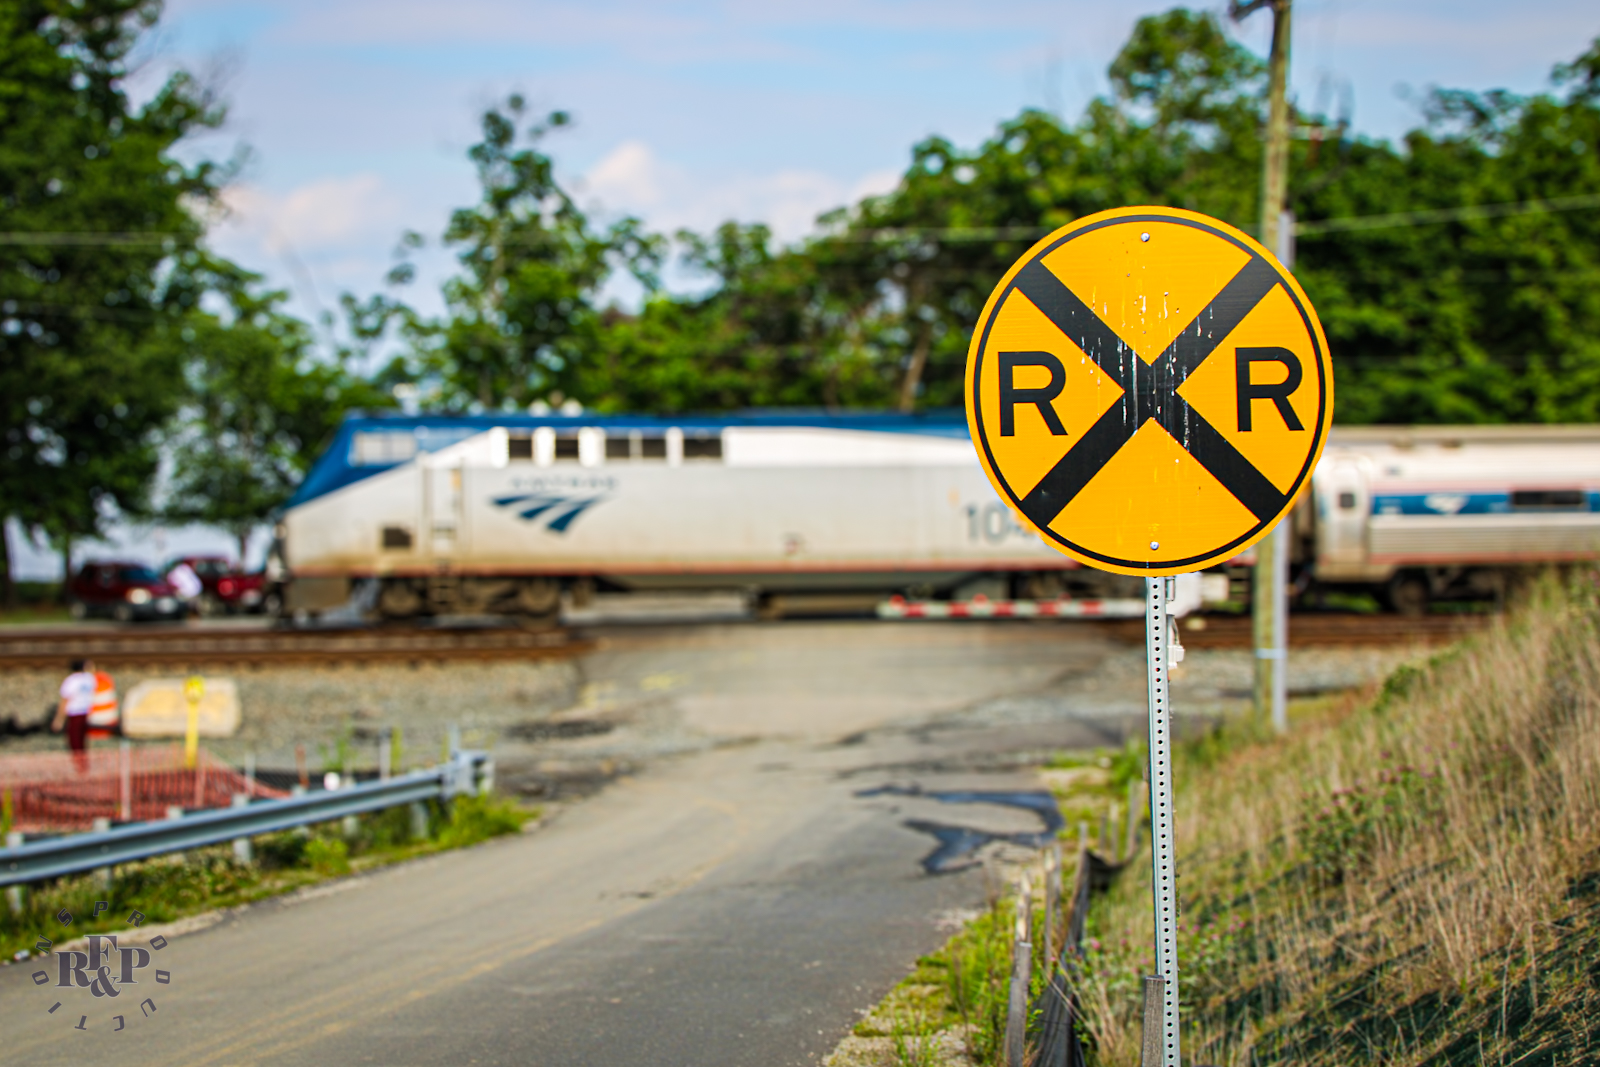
top-left (217, 173), bottom-right (404, 255)
top-left (580, 140), bottom-right (901, 245)
top-left (199, 173), bottom-right (426, 320)
top-left (583, 140), bottom-right (668, 211)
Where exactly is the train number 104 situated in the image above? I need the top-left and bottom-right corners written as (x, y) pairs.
top-left (964, 502), bottom-right (1028, 543)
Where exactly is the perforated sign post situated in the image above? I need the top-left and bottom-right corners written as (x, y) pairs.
top-left (964, 206), bottom-right (1332, 1066)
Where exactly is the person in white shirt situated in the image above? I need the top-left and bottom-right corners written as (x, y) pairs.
top-left (52, 657), bottom-right (97, 768)
top-left (167, 561), bottom-right (203, 604)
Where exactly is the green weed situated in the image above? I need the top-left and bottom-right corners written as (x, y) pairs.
top-left (0, 793), bottom-right (537, 961)
top-left (302, 837), bottom-right (350, 875)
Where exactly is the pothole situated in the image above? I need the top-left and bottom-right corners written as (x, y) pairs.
top-left (505, 718), bottom-right (616, 742)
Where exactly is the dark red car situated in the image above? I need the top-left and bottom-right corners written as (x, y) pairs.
top-left (165, 556), bottom-right (268, 615)
top-left (67, 562), bottom-right (185, 623)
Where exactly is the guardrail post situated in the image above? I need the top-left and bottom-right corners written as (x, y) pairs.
top-left (166, 806), bottom-right (185, 863)
top-left (342, 774), bottom-right (360, 839)
top-left (92, 817), bottom-right (112, 890)
top-left (291, 785), bottom-right (310, 838)
top-left (409, 802), bottom-right (429, 842)
top-left (5, 831), bottom-right (22, 914)
top-left (231, 794), bottom-right (253, 863)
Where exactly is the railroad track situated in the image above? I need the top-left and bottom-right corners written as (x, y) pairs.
top-left (0, 610), bottom-right (1488, 670)
top-left (0, 624), bottom-right (591, 670)
top-left (1099, 611), bottom-right (1494, 649)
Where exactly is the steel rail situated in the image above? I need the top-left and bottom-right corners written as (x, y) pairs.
top-left (1098, 612), bottom-right (1490, 649)
top-left (0, 626), bottom-right (589, 670)
top-left (0, 753), bottom-right (490, 886)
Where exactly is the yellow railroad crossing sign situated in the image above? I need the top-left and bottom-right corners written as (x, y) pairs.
top-left (965, 206), bottom-right (1333, 576)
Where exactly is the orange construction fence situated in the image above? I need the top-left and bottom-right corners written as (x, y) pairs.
top-left (0, 744), bottom-right (288, 833)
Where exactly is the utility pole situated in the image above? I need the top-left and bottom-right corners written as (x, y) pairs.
top-left (1231, 0), bottom-right (1293, 731)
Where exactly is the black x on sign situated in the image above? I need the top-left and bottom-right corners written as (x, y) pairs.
top-left (965, 207), bottom-right (1333, 576)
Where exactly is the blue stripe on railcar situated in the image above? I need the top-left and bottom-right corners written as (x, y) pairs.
top-left (1372, 492), bottom-right (1594, 516)
top-left (1372, 492), bottom-right (1510, 516)
top-left (286, 409), bottom-right (972, 509)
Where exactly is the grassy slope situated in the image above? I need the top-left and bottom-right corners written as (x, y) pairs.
top-left (837, 579), bottom-right (1600, 1067)
top-left (1080, 579), bottom-right (1600, 1067)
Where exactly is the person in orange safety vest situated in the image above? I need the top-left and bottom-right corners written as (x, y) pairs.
top-left (87, 668), bottom-right (120, 739)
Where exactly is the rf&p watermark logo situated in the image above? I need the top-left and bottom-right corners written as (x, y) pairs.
top-left (25, 902), bottom-right (172, 1032)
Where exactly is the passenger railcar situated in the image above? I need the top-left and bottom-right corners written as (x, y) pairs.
top-left (1296, 425), bottom-right (1600, 613)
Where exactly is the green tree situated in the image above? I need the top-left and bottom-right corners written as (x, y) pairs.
top-left (1292, 35), bottom-right (1600, 423)
top-left (578, 222), bottom-right (894, 412)
top-left (0, 0), bottom-right (228, 601)
top-left (407, 96), bottom-right (658, 411)
top-left (160, 265), bottom-right (394, 562)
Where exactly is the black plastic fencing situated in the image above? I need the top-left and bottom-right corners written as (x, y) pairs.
top-left (1031, 848), bottom-right (1135, 1067)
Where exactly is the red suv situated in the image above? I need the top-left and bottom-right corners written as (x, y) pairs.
top-left (165, 556), bottom-right (267, 615)
top-left (68, 562), bottom-right (185, 622)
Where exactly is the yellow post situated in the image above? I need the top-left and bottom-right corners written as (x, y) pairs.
top-left (183, 675), bottom-right (204, 769)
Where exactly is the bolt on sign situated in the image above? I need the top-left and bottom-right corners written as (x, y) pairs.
top-left (965, 206), bottom-right (1333, 576)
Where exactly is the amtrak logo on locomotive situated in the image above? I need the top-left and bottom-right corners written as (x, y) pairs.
top-left (492, 473), bottom-right (616, 534)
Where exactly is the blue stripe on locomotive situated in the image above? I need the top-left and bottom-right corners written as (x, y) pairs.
top-left (287, 409), bottom-right (972, 509)
top-left (1371, 492), bottom-right (1596, 516)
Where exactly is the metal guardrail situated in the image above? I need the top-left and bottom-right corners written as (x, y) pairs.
top-left (0, 751), bottom-right (492, 887)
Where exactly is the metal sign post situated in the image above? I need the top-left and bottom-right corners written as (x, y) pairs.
top-left (1145, 578), bottom-right (1180, 1066)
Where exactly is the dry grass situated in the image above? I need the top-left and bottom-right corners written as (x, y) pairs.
top-left (1078, 576), bottom-right (1600, 1066)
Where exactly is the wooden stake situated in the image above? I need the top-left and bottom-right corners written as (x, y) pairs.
top-left (1005, 873), bottom-right (1034, 1067)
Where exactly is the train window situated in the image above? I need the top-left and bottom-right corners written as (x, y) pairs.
top-left (1511, 489), bottom-right (1585, 510)
top-left (554, 435), bottom-right (580, 461)
top-left (1338, 492), bottom-right (1357, 510)
top-left (381, 526), bottom-right (414, 551)
top-left (350, 431), bottom-right (418, 466)
top-left (682, 433), bottom-right (723, 460)
top-left (507, 434), bottom-right (533, 461)
top-left (604, 432), bottom-right (667, 460)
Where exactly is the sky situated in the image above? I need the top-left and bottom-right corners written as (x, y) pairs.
top-left (15, 0), bottom-right (1597, 581)
top-left (138, 0), bottom-right (1599, 327)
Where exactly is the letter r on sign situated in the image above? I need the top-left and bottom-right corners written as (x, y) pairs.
top-left (998, 352), bottom-right (1068, 437)
top-left (1235, 347), bottom-right (1304, 432)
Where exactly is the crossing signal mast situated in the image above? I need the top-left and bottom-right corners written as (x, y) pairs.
top-left (1231, 0), bottom-right (1296, 734)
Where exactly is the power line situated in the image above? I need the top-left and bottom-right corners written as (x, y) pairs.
top-left (1292, 192), bottom-right (1600, 236)
top-left (820, 225), bottom-right (1048, 244)
top-left (820, 192), bottom-right (1600, 244)
top-left (5, 190), bottom-right (1597, 253)
top-left (0, 232), bottom-right (183, 247)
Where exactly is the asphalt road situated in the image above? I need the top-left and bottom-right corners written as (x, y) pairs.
top-left (0, 620), bottom-right (1152, 1066)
